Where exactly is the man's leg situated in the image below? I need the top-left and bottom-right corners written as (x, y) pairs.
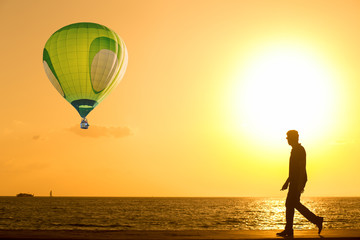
top-left (295, 202), bottom-right (319, 224)
top-left (277, 190), bottom-right (298, 236)
top-left (285, 192), bottom-right (297, 231)
top-left (295, 201), bottom-right (324, 234)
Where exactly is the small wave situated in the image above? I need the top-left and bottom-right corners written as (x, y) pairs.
top-left (51, 207), bottom-right (63, 210)
top-left (223, 217), bottom-right (247, 223)
top-left (51, 223), bottom-right (133, 229)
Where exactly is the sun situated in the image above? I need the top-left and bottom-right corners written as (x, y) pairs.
top-left (229, 44), bottom-right (339, 146)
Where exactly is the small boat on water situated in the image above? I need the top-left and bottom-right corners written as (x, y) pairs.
top-left (16, 193), bottom-right (34, 197)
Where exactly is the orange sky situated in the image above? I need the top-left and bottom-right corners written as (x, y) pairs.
top-left (0, 0), bottom-right (359, 197)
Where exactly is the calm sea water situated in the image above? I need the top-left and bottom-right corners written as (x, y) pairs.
top-left (0, 197), bottom-right (359, 230)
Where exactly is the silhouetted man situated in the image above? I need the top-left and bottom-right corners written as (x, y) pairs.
top-left (277, 130), bottom-right (323, 237)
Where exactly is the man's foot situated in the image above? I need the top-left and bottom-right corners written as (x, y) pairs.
top-left (316, 217), bottom-right (324, 234)
top-left (276, 229), bottom-right (293, 237)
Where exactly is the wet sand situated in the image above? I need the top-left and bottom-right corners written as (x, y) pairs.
top-left (0, 230), bottom-right (359, 240)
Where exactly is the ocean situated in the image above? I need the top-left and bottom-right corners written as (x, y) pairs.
top-left (0, 197), bottom-right (359, 230)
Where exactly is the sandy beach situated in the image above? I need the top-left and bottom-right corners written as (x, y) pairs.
top-left (0, 230), bottom-right (359, 240)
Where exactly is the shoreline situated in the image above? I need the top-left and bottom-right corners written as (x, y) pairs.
top-left (0, 230), bottom-right (359, 240)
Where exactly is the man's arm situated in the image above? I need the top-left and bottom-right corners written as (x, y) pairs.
top-left (281, 177), bottom-right (290, 191)
top-left (298, 158), bottom-right (307, 192)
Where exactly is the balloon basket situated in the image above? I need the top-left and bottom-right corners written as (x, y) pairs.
top-left (80, 118), bottom-right (89, 129)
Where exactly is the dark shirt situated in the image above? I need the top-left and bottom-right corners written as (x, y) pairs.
top-left (289, 143), bottom-right (307, 190)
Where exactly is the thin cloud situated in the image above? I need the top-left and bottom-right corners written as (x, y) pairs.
top-left (1, 120), bottom-right (35, 140)
top-left (32, 135), bottom-right (40, 140)
top-left (330, 139), bottom-right (355, 145)
top-left (68, 125), bottom-right (133, 138)
top-left (0, 157), bottom-right (49, 175)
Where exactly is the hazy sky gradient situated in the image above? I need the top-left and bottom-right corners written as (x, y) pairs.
top-left (1, 0), bottom-right (359, 197)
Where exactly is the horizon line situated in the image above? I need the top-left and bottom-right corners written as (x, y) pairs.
top-left (2, 195), bottom-right (360, 198)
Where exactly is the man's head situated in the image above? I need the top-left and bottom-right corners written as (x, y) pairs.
top-left (286, 130), bottom-right (299, 146)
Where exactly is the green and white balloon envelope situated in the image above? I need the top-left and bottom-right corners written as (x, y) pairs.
top-left (43, 22), bottom-right (128, 128)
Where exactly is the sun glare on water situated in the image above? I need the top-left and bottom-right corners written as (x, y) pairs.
top-left (230, 44), bottom-right (339, 146)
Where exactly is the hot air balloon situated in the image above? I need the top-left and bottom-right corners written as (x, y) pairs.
top-left (43, 22), bottom-right (128, 129)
